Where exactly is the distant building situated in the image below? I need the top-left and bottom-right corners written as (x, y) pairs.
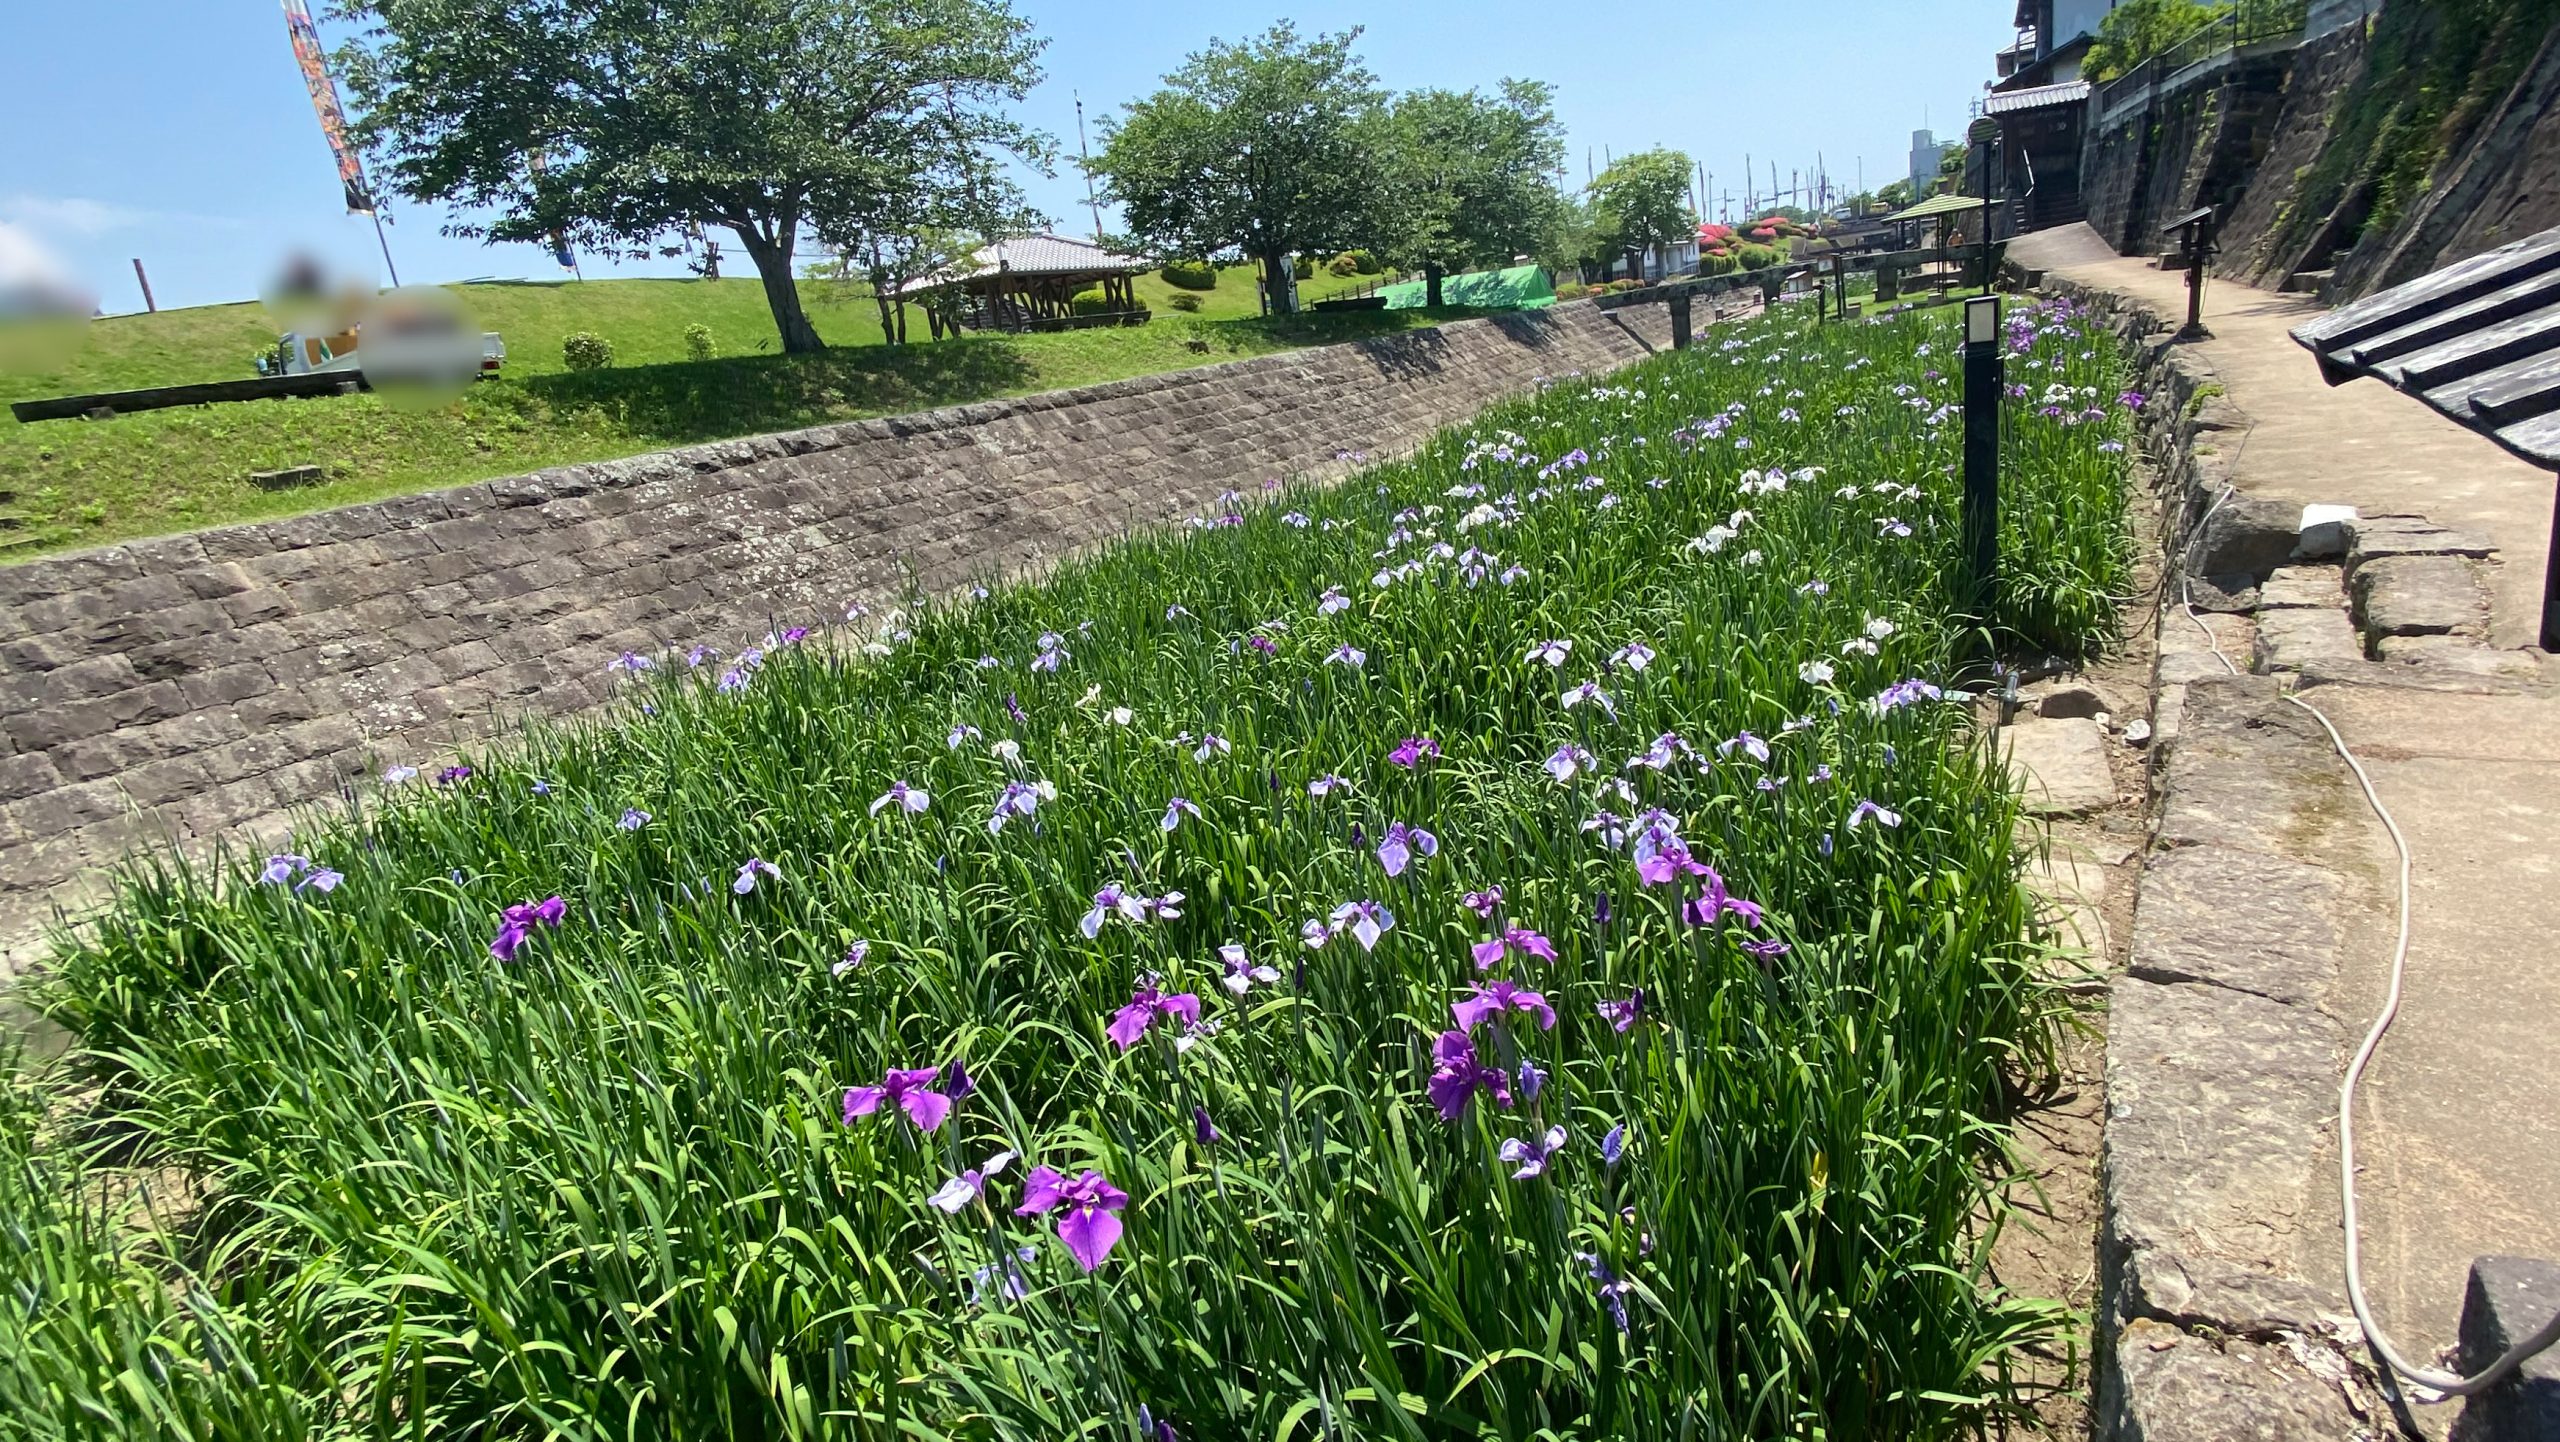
top-left (1997, 0), bottom-right (2113, 90)
top-left (1909, 130), bottom-right (1957, 194)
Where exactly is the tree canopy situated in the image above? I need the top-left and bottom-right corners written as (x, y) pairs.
top-left (329, 0), bottom-right (1049, 352)
top-left (2084, 0), bottom-right (2231, 81)
top-left (1590, 149), bottom-right (1695, 278)
top-left (1379, 80), bottom-right (1569, 305)
top-left (1089, 24), bottom-right (1391, 313)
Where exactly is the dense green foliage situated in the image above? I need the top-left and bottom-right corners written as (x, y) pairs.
top-left (331, 0), bottom-right (1048, 353)
top-left (1380, 82), bottom-right (1570, 293)
top-left (1589, 150), bottom-right (1696, 279)
top-left (1159, 260), bottom-right (1219, 291)
top-left (8, 297), bottom-right (2129, 1438)
top-left (559, 330), bottom-right (615, 371)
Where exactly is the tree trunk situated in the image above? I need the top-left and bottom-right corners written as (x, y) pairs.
top-left (1425, 262), bottom-right (1444, 309)
top-left (735, 223), bottom-right (823, 354)
top-left (1262, 249), bottom-right (1296, 315)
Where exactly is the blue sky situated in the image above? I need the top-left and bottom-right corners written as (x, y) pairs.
top-left (0, 1), bottom-right (2010, 315)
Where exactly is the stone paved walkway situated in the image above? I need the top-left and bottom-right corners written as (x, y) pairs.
top-left (2012, 225), bottom-right (2560, 1434)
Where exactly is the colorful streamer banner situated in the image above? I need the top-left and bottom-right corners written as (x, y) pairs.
top-left (282, 0), bottom-right (376, 215)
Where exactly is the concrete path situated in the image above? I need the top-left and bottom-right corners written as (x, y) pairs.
top-left (2013, 225), bottom-right (2560, 1427)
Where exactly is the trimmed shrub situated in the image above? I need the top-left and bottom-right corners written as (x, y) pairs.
top-left (1068, 288), bottom-right (1117, 316)
top-left (562, 332), bottom-right (614, 371)
top-left (1348, 249), bottom-right (1381, 274)
top-left (1166, 293), bottom-right (1203, 312)
top-left (1737, 243), bottom-right (1779, 270)
top-left (683, 323), bottom-right (716, 362)
top-left (1292, 254), bottom-right (1316, 280)
top-left (1326, 252), bottom-right (1363, 277)
top-left (1700, 251), bottom-right (1742, 276)
top-left (1553, 281), bottom-right (1588, 300)
top-left (1159, 259), bottom-right (1216, 291)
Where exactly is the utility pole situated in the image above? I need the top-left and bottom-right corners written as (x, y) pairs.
top-left (1744, 153), bottom-right (1754, 216)
top-left (131, 258), bottom-right (156, 313)
top-left (1074, 91), bottom-right (1104, 242)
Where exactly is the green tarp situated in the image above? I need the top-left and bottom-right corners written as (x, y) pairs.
top-left (1376, 264), bottom-right (1557, 311)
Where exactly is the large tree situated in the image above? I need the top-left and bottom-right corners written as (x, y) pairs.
top-left (1589, 148), bottom-right (1695, 283)
top-left (1382, 80), bottom-right (1569, 307)
top-left (328, 0), bottom-right (1049, 353)
top-left (1089, 24), bottom-right (1391, 315)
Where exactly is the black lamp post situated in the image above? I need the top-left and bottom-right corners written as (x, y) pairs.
top-left (1962, 293), bottom-right (2005, 636)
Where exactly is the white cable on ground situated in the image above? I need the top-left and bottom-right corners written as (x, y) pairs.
top-left (2174, 517), bottom-right (2560, 1400)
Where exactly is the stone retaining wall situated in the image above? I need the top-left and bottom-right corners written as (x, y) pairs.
top-left (0, 302), bottom-right (1673, 965)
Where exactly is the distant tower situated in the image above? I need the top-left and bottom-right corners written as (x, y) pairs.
top-left (1909, 129), bottom-right (1952, 193)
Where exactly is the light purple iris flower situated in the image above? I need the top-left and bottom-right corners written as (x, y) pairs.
top-left (618, 808), bottom-right (650, 831)
top-left (1160, 797), bottom-right (1201, 832)
top-left (1328, 899), bottom-right (1394, 952)
top-left (1610, 641), bottom-right (1656, 673)
top-left (1307, 774), bottom-right (1349, 797)
top-left (1016, 1166), bottom-right (1130, 1272)
top-left (1743, 937), bottom-right (1793, 961)
top-left (1544, 744), bottom-right (1595, 783)
top-left (1525, 638), bottom-right (1574, 667)
top-left (1318, 586), bottom-right (1350, 615)
top-left (608, 652), bottom-right (652, 675)
top-left (870, 781), bottom-right (930, 817)
top-left (1219, 943), bottom-right (1280, 995)
top-left (927, 1150), bottom-right (1017, 1212)
top-left (1426, 1031), bottom-right (1514, 1121)
top-left (1717, 732), bottom-right (1772, 764)
top-left (1847, 799), bottom-right (1902, 829)
top-left (1470, 925), bottom-right (1558, 970)
top-left (734, 858), bottom-right (781, 894)
top-left (1452, 980), bottom-right (1556, 1031)
top-left (488, 896), bottom-right (567, 961)
top-left (1325, 644), bottom-right (1366, 669)
top-left (259, 854), bottom-right (343, 894)
top-left (1577, 1250), bottom-right (1634, 1331)
top-left (1376, 821), bottom-right (1438, 878)
top-left (1106, 985), bottom-right (1202, 1050)
top-left (1500, 1124), bottom-right (1569, 1179)
top-left (1082, 884), bottom-right (1166, 939)
top-left (1597, 989), bottom-right (1645, 1033)
top-left (988, 780), bottom-right (1044, 834)
top-left (1561, 681), bottom-right (1616, 716)
top-left (1625, 732), bottom-right (1692, 772)
top-left (1871, 678), bottom-right (1945, 714)
top-left (1462, 885), bottom-right (1504, 918)
top-left (1388, 736), bottom-right (1441, 768)
top-left (833, 940), bottom-right (870, 977)
top-left (947, 724), bottom-right (981, 749)
top-left (1300, 918), bottom-right (1333, 949)
top-left (1192, 734), bottom-right (1232, 762)
top-left (843, 1066), bottom-right (955, 1133)
top-left (1602, 1123), bottom-right (1628, 1166)
top-left (1630, 815), bottom-right (1709, 887)
top-left (1517, 1057), bottom-right (1546, 1103)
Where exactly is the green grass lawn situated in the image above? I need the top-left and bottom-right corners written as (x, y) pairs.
top-left (10, 299), bottom-right (2132, 1439)
top-left (0, 270), bottom-right (1441, 563)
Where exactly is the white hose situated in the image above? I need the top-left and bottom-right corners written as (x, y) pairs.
top-left (2173, 527), bottom-right (2560, 1400)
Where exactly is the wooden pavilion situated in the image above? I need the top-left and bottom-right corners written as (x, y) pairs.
top-left (900, 234), bottom-right (1153, 335)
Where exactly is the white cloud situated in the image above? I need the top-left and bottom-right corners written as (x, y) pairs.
top-left (0, 194), bottom-right (159, 237)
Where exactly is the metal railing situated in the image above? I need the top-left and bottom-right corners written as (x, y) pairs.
top-left (2091, 1), bottom-right (2311, 117)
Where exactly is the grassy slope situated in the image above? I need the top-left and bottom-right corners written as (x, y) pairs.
top-left (0, 266), bottom-right (1416, 561)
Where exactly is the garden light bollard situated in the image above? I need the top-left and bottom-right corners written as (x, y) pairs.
top-left (1962, 294), bottom-right (2004, 632)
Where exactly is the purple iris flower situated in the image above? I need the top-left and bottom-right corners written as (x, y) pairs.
top-left (618, 808), bottom-right (651, 831)
top-left (717, 667), bottom-right (750, 693)
top-left (1160, 797), bottom-right (1201, 832)
top-left (1299, 918), bottom-right (1333, 949)
top-left (869, 781), bottom-right (930, 817)
top-left (733, 858), bottom-right (781, 894)
top-left (843, 1066), bottom-right (954, 1133)
top-left (1327, 899), bottom-right (1394, 952)
top-left (1325, 644), bottom-right (1366, 669)
top-left (1106, 985), bottom-right (1202, 1050)
top-left (1192, 734), bottom-right (1232, 762)
top-left (1517, 1057), bottom-right (1546, 1103)
top-left (1717, 732), bottom-right (1772, 764)
top-left (1426, 1030), bottom-right (1514, 1121)
top-left (1847, 799), bottom-right (1901, 829)
top-left (1318, 586), bottom-right (1350, 615)
top-left (1219, 943), bottom-right (1279, 995)
top-left (1193, 1106), bottom-right (1220, 1145)
top-left (1248, 634), bottom-right (1278, 656)
top-left (1462, 886), bottom-right (1504, 919)
top-left (1625, 732), bottom-right (1692, 772)
top-left (608, 651), bottom-right (653, 675)
top-left (988, 780), bottom-right (1044, 834)
top-left (1500, 1124), bottom-right (1569, 1179)
top-left (1468, 925), bottom-right (1558, 970)
top-left (435, 765), bottom-right (473, 787)
top-left (1602, 1123), bottom-right (1628, 1166)
top-left (1544, 744), bottom-right (1595, 783)
top-left (1376, 821), bottom-right (1438, 878)
top-left (927, 1148), bottom-right (1016, 1213)
top-left (1576, 1250), bottom-right (1634, 1332)
top-left (1015, 1167), bottom-right (1130, 1272)
top-left (942, 1058), bottom-right (975, 1101)
top-left (833, 940), bottom-right (869, 976)
top-left (1004, 693), bottom-right (1029, 724)
top-left (1388, 736), bottom-right (1440, 768)
top-left (1561, 681), bottom-right (1616, 716)
top-left (1631, 823), bottom-right (1710, 887)
top-left (488, 896), bottom-right (566, 961)
top-left (947, 723), bottom-right (981, 750)
top-left (1596, 990), bottom-right (1645, 1033)
top-left (1081, 884), bottom-right (1147, 939)
top-left (1742, 937), bottom-right (1792, 961)
top-left (259, 854), bottom-right (342, 894)
top-left (1680, 865), bottom-right (1765, 929)
top-left (1453, 980), bottom-right (1556, 1032)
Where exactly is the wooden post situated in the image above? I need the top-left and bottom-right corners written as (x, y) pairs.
top-left (2543, 476), bottom-right (2560, 653)
top-left (1669, 291), bottom-right (1693, 350)
top-left (132, 259), bottom-right (156, 313)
